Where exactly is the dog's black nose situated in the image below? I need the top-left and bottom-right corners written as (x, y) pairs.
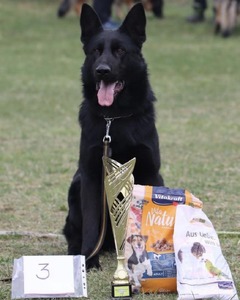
top-left (96, 64), bottom-right (111, 76)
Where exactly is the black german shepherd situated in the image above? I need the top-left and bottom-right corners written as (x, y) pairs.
top-left (63, 3), bottom-right (164, 269)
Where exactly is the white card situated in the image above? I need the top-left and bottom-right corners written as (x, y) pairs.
top-left (12, 255), bottom-right (87, 298)
top-left (23, 255), bottom-right (75, 295)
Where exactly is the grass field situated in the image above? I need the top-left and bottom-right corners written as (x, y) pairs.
top-left (0, 0), bottom-right (239, 299)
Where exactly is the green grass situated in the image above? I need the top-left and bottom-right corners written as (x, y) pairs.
top-left (0, 0), bottom-right (239, 299)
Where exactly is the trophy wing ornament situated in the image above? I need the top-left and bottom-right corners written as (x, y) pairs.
top-left (103, 156), bottom-right (136, 254)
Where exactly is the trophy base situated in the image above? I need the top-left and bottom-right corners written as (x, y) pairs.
top-left (111, 282), bottom-right (132, 299)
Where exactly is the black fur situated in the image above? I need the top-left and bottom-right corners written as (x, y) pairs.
top-left (63, 3), bottom-right (164, 269)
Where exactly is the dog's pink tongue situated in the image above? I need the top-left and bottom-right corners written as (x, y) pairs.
top-left (97, 81), bottom-right (115, 106)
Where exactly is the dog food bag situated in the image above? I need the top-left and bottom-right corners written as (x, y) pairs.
top-left (173, 205), bottom-right (239, 300)
top-left (125, 185), bottom-right (202, 293)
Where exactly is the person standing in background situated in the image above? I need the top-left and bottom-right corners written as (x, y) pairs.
top-left (93, 0), bottom-right (164, 29)
top-left (187, 0), bottom-right (207, 23)
top-left (93, 0), bottom-right (119, 29)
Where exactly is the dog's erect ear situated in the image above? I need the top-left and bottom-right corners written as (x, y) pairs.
top-left (80, 4), bottom-right (103, 44)
top-left (119, 3), bottom-right (146, 48)
top-left (142, 235), bottom-right (148, 243)
top-left (127, 235), bottom-right (133, 243)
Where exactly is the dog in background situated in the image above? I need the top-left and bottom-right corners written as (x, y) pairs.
top-left (57, 0), bottom-right (164, 19)
top-left (127, 235), bottom-right (153, 287)
top-left (214, 0), bottom-right (240, 37)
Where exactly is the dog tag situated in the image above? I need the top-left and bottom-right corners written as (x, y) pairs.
top-left (11, 255), bottom-right (87, 298)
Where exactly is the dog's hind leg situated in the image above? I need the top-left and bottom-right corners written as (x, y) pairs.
top-left (66, 134), bottom-right (114, 269)
top-left (64, 170), bottom-right (103, 269)
top-left (63, 216), bottom-right (82, 254)
top-left (63, 170), bottom-right (83, 254)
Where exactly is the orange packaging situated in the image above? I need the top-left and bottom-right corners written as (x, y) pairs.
top-left (125, 185), bottom-right (202, 294)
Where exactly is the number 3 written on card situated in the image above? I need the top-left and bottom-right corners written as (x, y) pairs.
top-left (36, 263), bottom-right (50, 280)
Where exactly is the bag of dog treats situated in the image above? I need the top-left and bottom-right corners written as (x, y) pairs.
top-left (173, 205), bottom-right (239, 300)
top-left (125, 185), bottom-right (202, 293)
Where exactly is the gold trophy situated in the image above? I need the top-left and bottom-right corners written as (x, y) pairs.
top-left (102, 157), bottom-right (136, 300)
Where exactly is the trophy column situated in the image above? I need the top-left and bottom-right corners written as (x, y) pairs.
top-left (103, 157), bottom-right (136, 300)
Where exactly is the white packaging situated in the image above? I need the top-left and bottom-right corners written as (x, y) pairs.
top-left (173, 205), bottom-right (239, 300)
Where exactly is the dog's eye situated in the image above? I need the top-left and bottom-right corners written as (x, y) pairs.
top-left (93, 48), bottom-right (101, 56)
top-left (115, 48), bottom-right (125, 57)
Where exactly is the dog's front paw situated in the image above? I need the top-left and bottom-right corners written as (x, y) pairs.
top-left (132, 285), bottom-right (141, 294)
top-left (132, 279), bottom-right (141, 287)
top-left (147, 270), bottom-right (153, 276)
top-left (135, 282), bottom-right (141, 288)
top-left (86, 256), bottom-right (102, 271)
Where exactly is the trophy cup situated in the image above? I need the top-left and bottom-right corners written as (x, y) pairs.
top-left (102, 157), bottom-right (136, 300)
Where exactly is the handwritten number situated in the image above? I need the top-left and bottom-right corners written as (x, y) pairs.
top-left (36, 263), bottom-right (50, 280)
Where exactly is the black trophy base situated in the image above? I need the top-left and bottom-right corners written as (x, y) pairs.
top-left (111, 282), bottom-right (132, 299)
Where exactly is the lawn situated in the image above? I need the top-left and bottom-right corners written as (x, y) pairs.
top-left (0, 0), bottom-right (239, 299)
